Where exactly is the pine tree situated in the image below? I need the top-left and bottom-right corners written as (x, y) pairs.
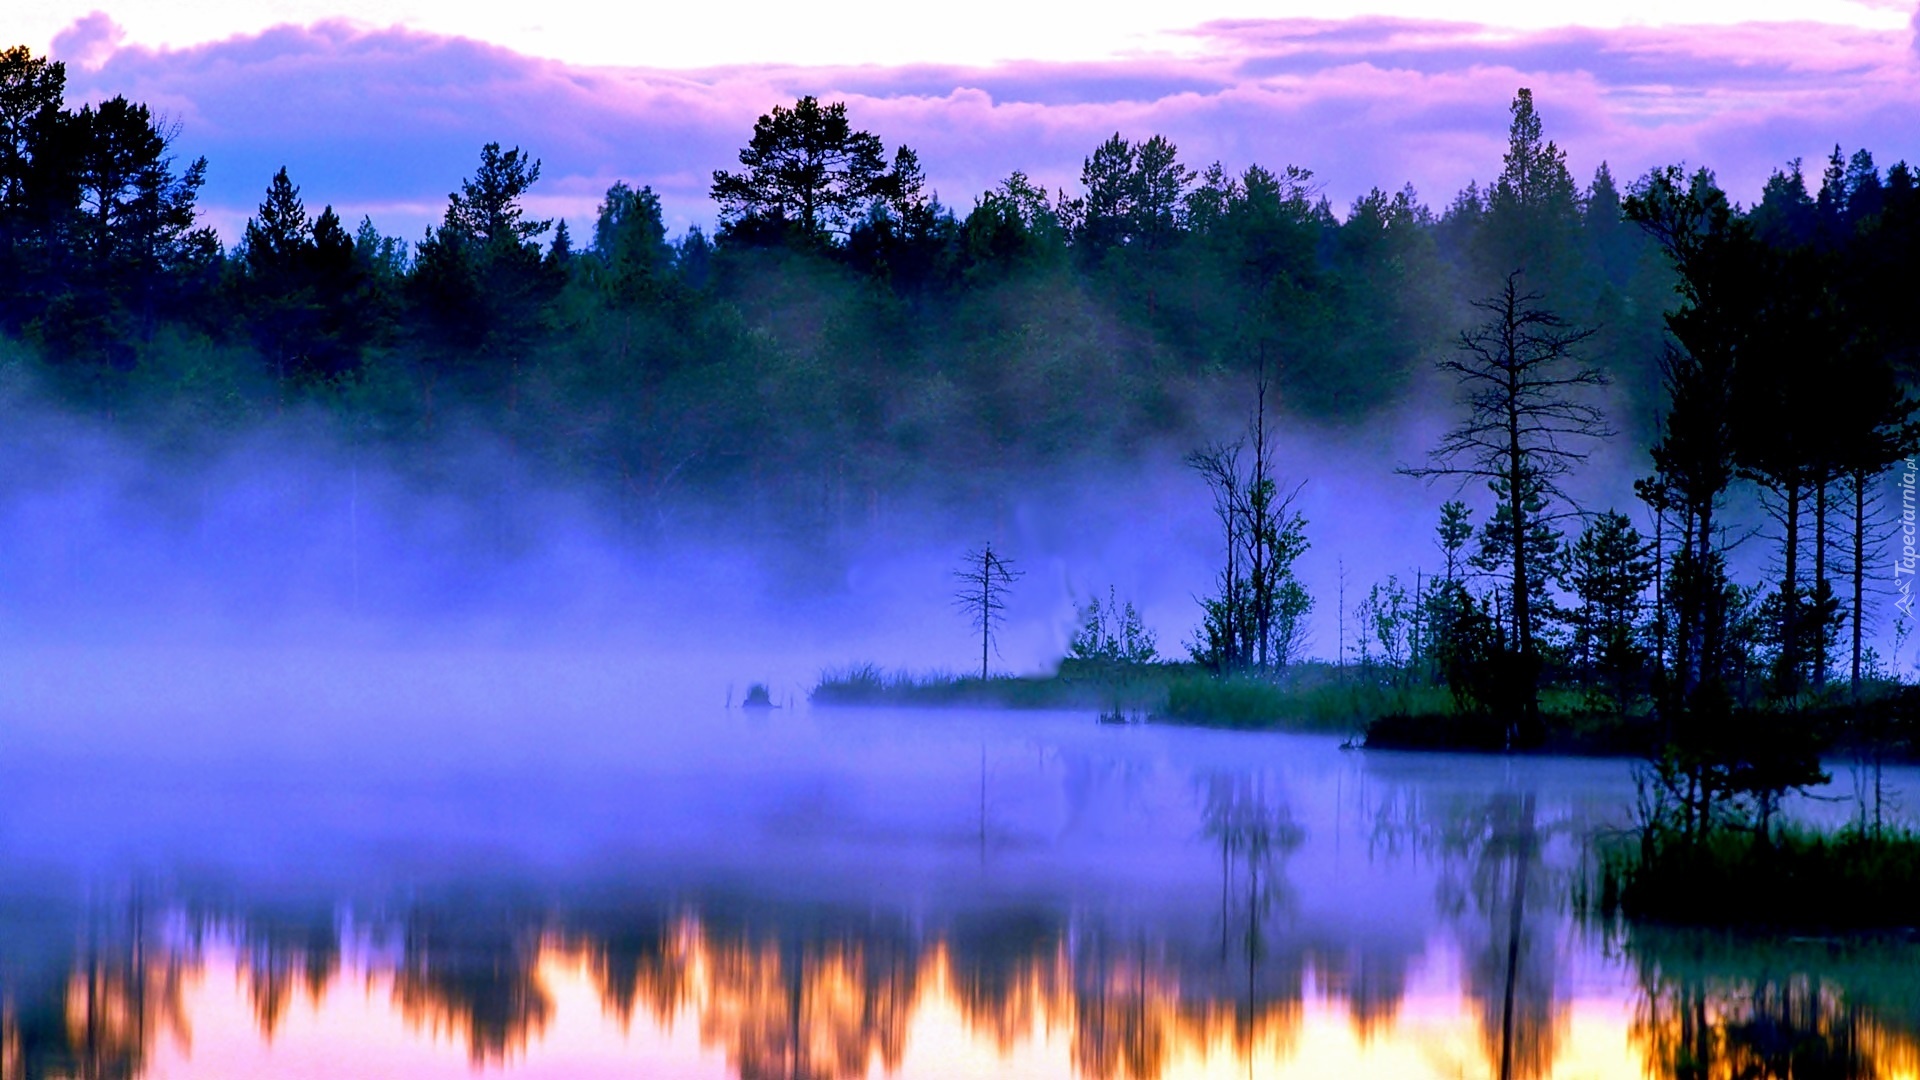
top-left (1564, 511), bottom-right (1655, 711)
top-left (710, 96), bottom-right (896, 244)
top-left (1477, 88), bottom-right (1582, 297)
top-left (1403, 272), bottom-right (1607, 741)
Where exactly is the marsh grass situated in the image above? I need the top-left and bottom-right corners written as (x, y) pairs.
top-left (812, 660), bottom-right (1448, 734)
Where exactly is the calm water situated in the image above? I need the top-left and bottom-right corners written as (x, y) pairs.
top-left (3, 654), bottom-right (1918, 1079)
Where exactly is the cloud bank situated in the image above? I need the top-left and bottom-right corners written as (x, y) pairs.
top-left (46, 11), bottom-right (1920, 241)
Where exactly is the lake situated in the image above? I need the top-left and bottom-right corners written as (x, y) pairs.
top-left (2, 650), bottom-right (1916, 1078)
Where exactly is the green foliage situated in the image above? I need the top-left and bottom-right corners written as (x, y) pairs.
top-left (1068, 586), bottom-right (1157, 664)
top-left (1351, 574), bottom-right (1415, 672)
top-left (446, 142), bottom-right (550, 248)
top-left (1162, 675), bottom-right (1293, 729)
top-left (1164, 666), bottom-right (1451, 732)
top-left (1187, 379), bottom-right (1313, 675)
top-left (812, 660), bottom-right (1431, 733)
top-left (1060, 133), bottom-right (1193, 259)
top-left (1475, 88), bottom-right (1583, 297)
top-left (0, 52), bottom-right (1914, 745)
top-left (234, 169), bottom-right (379, 384)
top-left (810, 662), bottom-right (1162, 710)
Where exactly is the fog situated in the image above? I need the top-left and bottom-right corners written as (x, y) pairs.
top-left (0, 349), bottom-right (1897, 733)
top-left (5, 379), bottom-right (1916, 1076)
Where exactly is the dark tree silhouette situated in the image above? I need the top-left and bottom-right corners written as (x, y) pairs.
top-left (408, 142), bottom-right (557, 400)
top-left (237, 168), bottom-right (369, 384)
top-left (1404, 272), bottom-right (1607, 741)
top-left (1187, 370), bottom-right (1312, 674)
top-left (1475, 89), bottom-right (1582, 298)
top-left (1564, 510), bottom-right (1655, 711)
top-left (0, 44), bottom-right (65, 314)
top-left (953, 543), bottom-right (1023, 679)
top-left (710, 96), bottom-right (903, 245)
top-left (446, 142), bottom-right (549, 249)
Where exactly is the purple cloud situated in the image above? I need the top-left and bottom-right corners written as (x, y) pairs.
top-left (50, 12), bottom-right (124, 71)
top-left (49, 14), bottom-right (1920, 244)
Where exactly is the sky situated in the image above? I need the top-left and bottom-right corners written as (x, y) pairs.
top-left (15, 0), bottom-right (1920, 242)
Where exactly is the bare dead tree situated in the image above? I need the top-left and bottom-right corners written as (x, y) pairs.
top-left (953, 542), bottom-right (1023, 679)
top-left (1401, 271), bottom-right (1608, 731)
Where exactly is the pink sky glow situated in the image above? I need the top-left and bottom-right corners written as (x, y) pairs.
top-left (29, 7), bottom-right (1920, 241)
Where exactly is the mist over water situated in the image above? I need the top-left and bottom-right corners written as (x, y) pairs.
top-left (0, 362), bottom-right (1916, 1076)
top-left (7, 681), bottom-right (1918, 1077)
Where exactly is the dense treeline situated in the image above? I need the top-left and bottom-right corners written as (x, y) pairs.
top-left (1350, 132), bottom-right (1920, 720)
top-left (6, 45), bottom-right (1920, 700)
top-left (2, 48), bottom-right (1695, 539)
top-left (1315, 96), bottom-right (1920, 901)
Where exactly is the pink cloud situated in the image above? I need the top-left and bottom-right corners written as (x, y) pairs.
top-left (50, 11), bottom-right (125, 71)
top-left (50, 14), bottom-right (1920, 243)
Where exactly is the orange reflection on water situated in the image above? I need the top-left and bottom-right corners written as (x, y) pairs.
top-left (46, 915), bottom-right (1678, 1080)
top-left (1630, 969), bottom-right (1920, 1080)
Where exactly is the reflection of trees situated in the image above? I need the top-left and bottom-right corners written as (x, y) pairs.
top-left (1458, 792), bottom-right (1561, 1080)
top-left (0, 895), bottom-right (194, 1080)
top-left (1307, 940), bottom-right (1407, 1043)
top-left (1627, 933), bottom-right (1920, 1079)
top-left (2, 879), bottom-right (1429, 1080)
top-left (560, 911), bottom-right (694, 1031)
top-left (695, 909), bottom-right (922, 1080)
top-left (1391, 786), bottom-right (1567, 1080)
top-left (232, 908), bottom-right (341, 1039)
top-left (945, 910), bottom-right (1069, 1053)
top-left (1189, 772), bottom-right (1308, 1068)
top-left (389, 905), bottom-right (551, 1064)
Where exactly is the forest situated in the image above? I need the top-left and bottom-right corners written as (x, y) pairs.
top-left (0, 49), bottom-right (1734, 526)
top-left (5, 41), bottom-right (1920, 742)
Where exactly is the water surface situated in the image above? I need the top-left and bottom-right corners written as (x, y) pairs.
top-left (3, 671), bottom-right (1917, 1079)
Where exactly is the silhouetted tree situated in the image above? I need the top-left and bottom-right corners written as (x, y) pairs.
top-left (1423, 500), bottom-right (1476, 683)
top-left (957, 171), bottom-right (1066, 281)
top-left (1730, 241), bottom-right (1841, 702)
top-left (235, 168), bottom-right (370, 385)
top-left (953, 543), bottom-right (1023, 679)
top-left (1624, 167), bottom-right (1750, 711)
top-left (592, 180), bottom-right (671, 293)
top-left (0, 44), bottom-right (65, 324)
top-left (408, 142), bottom-right (557, 400)
top-left (1564, 511), bottom-right (1655, 711)
top-left (1188, 370), bottom-right (1313, 674)
top-left (710, 96), bottom-right (906, 246)
top-left (1404, 272), bottom-right (1607, 742)
top-left (1476, 89), bottom-right (1582, 300)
